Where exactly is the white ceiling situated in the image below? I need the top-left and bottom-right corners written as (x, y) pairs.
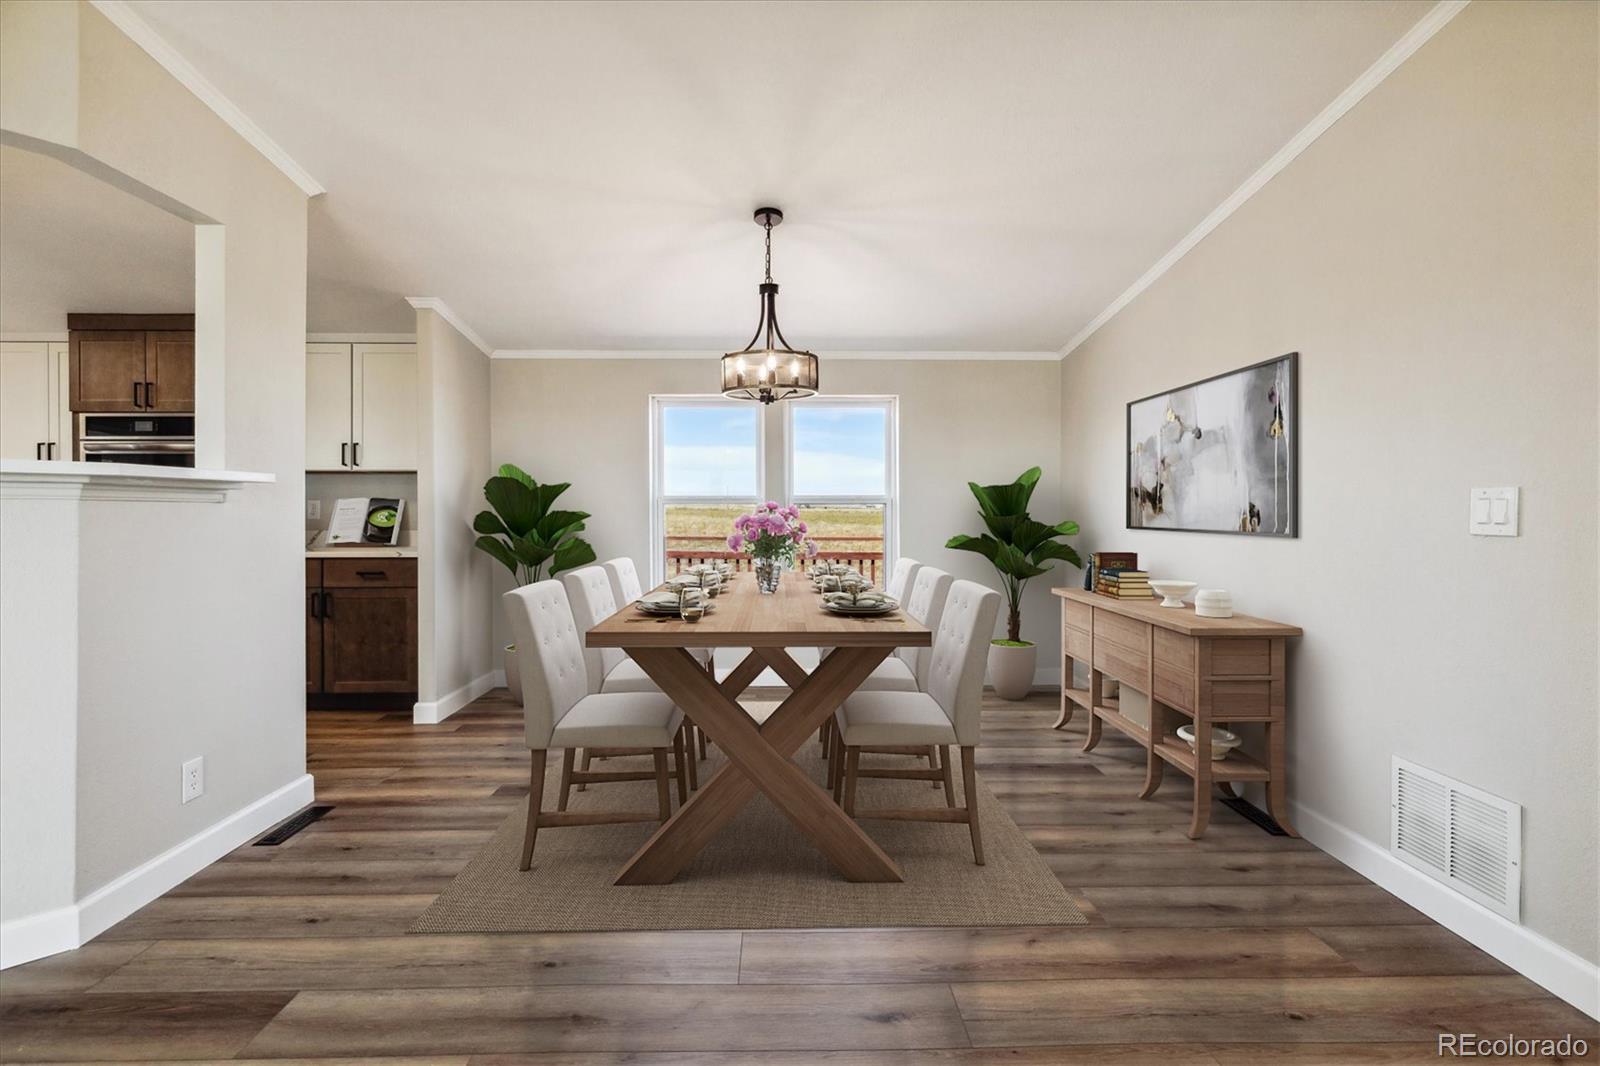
top-left (118, 0), bottom-right (1432, 351)
top-left (0, 145), bottom-right (194, 332)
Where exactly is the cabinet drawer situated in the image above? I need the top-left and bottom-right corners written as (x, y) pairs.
top-left (306, 559), bottom-right (322, 587)
top-left (1063, 599), bottom-right (1092, 633)
top-left (1063, 626), bottom-right (1091, 661)
top-left (1206, 680), bottom-right (1274, 720)
top-left (1209, 638), bottom-right (1272, 677)
top-left (322, 557), bottom-right (417, 588)
top-left (1153, 663), bottom-right (1194, 712)
top-left (1094, 610), bottom-right (1150, 654)
top-left (1093, 640), bottom-right (1149, 684)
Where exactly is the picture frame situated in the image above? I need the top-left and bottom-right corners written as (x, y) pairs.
top-left (1125, 352), bottom-right (1298, 537)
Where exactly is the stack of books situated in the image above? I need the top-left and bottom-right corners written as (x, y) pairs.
top-left (1097, 568), bottom-right (1153, 599)
top-left (1084, 551), bottom-right (1138, 590)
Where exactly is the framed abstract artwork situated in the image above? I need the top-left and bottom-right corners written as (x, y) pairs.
top-left (1126, 352), bottom-right (1298, 536)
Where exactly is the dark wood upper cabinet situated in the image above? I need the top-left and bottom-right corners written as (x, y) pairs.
top-left (71, 331), bottom-right (148, 411)
top-left (68, 314), bottom-right (196, 413)
top-left (145, 332), bottom-right (195, 411)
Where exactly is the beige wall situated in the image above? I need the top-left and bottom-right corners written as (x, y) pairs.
top-left (0, 0), bottom-right (308, 925)
top-left (489, 358), bottom-right (1069, 675)
top-left (417, 308), bottom-right (494, 712)
top-left (1060, 0), bottom-right (1597, 964)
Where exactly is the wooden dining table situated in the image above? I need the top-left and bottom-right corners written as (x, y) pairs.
top-left (586, 569), bottom-right (931, 885)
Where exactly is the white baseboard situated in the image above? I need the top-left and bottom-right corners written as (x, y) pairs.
top-left (0, 773), bottom-right (315, 969)
top-left (413, 669), bottom-right (502, 725)
top-left (1292, 800), bottom-right (1599, 1021)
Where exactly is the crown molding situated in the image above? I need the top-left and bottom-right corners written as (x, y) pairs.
top-left (405, 297), bottom-right (493, 357)
top-left (490, 349), bottom-right (1062, 362)
top-left (87, 0), bottom-right (325, 197)
top-left (1059, 0), bottom-right (1470, 358)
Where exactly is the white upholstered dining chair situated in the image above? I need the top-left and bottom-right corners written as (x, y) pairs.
top-left (503, 580), bottom-right (685, 870)
top-left (832, 578), bottom-right (1001, 864)
top-left (563, 564), bottom-right (699, 794)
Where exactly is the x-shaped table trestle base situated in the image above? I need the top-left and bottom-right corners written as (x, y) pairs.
top-left (614, 645), bottom-right (904, 885)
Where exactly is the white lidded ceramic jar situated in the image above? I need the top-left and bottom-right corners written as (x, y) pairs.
top-left (1193, 589), bottom-right (1234, 618)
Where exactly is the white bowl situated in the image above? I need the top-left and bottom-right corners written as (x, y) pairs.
top-left (1148, 579), bottom-right (1197, 608)
top-left (1194, 589), bottom-right (1234, 618)
top-left (1176, 723), bottom-right (1241, 760)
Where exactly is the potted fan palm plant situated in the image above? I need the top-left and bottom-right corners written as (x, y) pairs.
top-left (946, 466), bottom-right (1081, 700)
top-left (473, 464), bottom-right (596, 702)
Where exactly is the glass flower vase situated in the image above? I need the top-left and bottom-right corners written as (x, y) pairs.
top-left (754, 557), bottom-right (782, 594)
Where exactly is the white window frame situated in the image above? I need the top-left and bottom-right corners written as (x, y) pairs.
top-left (782, 395), bottom-right (899, 575)
top-left (647, 395), bottom-right (766, 586)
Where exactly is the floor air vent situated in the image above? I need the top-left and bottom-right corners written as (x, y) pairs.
top-left (1391, 757), bottom-right (1519, 920)
top-left (254, 804), bottom-right (334, 846)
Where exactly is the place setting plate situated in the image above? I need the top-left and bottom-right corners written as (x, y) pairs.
top-left (820, 592), bottom-right (898, 617)
top-left (635, 592), bottom-right (715, 617)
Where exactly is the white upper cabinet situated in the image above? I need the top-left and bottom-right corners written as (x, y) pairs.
top-left (353, 343), bottom-right (417, 471)
top-left (305, 341), bottom-right (416, 472)
top-left (0, 342), bottom-right (69, 461)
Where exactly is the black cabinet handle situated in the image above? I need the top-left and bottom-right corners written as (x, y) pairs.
top-left (352, 442), bottom-right (360, 467)
top-left (47, 442), bottom-right (55, 459)
top-left (309, 592), bottom-right (321, 619)
top-left (133, 381), bottom-right (143, 408)
top-left (144, 380), bottom-right (155, 407)
top-left (321, 591), bottom-right (333, 617)
top-left (356, 569), bottom-right (385, 579)
top-left (35, 442), bottom-right (43, 460)
top-left (340, 442), bottom-right (349, 467)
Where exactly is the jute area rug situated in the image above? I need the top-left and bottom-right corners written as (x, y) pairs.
top-left (413, 705), bottom-right (1085, 934)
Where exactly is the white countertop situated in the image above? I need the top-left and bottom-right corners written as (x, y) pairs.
top-left (305, 530), bottom-right (418, 558)
top-left (0, 459), bottom-right (274, 501)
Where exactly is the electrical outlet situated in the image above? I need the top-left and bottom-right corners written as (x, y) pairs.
top-left (306, 498), bottom-right (322, 520)
top-left (182, 756), bottom-right (204, 804)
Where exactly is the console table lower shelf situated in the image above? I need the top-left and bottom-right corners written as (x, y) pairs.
top-left (1053, 587), bottom-right (1302, 838)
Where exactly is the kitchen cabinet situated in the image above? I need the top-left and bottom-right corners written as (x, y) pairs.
top-left (0, 341), bottom-right (69, 460)
top-left (306, 557), bottom-right (417, 695)
top-left (68, 315), bottom-right (196, 413)
top-left (305, 342), bottom-right (417, 472)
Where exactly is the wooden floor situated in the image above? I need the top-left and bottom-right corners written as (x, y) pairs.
top-left (3, 689), bottom-right (1594, 1063)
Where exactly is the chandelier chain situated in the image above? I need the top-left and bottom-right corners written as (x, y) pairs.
top-left (763, 220), bottom-right (773, 283)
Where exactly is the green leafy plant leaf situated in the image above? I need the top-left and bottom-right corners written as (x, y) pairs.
top-left (473, 467), bottom-right (596, 585)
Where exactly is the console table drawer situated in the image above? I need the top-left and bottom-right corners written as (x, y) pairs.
top-left (1094, 610), bottom-right (1151, 654)
top-left (1064, 625), bottom-right (1091, 661)
top-left (1208, 679), bottom-right (1275, 720)
top-left (1094, 640), bottom-right (1149, 684)
top-left (1063, 599), bottom-right (1093, 634)
top-left (1210, 638), bottom-right (1272, 676)
top-left (1153, 664), bottom-right (1195, 713)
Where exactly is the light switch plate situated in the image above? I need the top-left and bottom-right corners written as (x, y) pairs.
top-left (1469, 487), bottom-right (1519, 537)
top-left (306, 499), bottom-right (322, 520)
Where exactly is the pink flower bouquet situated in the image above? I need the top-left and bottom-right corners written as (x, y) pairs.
top-left (726, 502), bottom-right (815, 565)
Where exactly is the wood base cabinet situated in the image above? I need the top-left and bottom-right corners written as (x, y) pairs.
top-left (307, 558), bottom-right (417, 695)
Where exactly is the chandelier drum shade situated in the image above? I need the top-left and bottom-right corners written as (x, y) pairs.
top-left (721, 206), bottom-right (820, 403)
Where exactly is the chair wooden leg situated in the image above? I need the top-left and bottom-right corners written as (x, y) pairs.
top-left (519, 749), bottom-right (548, 871)
top-left (843, 746), bottom-right (861, 816)
top-left (557, 748), bottom-right (575, 812)
top-left (683, 724), bottom-right (699, 790)
top-left (926, 745), bottom-right (942, 789)
top-left (576, 748), bottom-right (592, 791)
top-left (672, 727), bottom-right (689, 804)
top-left (653, 748), bottom-right (671, 822)
top-left (940, 744), bottom-right (957, 807)
top-left (961, 745), bottom-right (984, 865)
top-left (832, 736), bottom-right (847, 802)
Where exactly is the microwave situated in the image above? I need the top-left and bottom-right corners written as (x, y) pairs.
top-left (78, 414), bottom-right (195, 467)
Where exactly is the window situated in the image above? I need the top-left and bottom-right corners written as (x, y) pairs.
top-left (786, 397), bottom-right (897, 583)
top-left (650, 397), bottom-right (762, 582)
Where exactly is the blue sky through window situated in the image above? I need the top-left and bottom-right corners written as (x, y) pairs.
top-left (793, 405), bottom-right (887, 496)
top-left (661, 405), bottom-right (758, 496)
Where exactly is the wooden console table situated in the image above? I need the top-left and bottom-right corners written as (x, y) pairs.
top-left (1051, 587), bottom-right (1302, 838)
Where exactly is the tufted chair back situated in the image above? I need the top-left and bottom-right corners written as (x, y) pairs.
top-left (884, 557), bottom-right (920, 603)
top-left (897, 565), bottom-right (954, 687)
top-left (561, 565), bottom-right (624, 691)
top-left (922, 579), bottom-right (1001, 746)
top-left (602, 556), bottom-right (643, 606)
top-left (503, 580), bottom-right (590, 750)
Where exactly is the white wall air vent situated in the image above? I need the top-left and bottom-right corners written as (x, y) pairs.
top-left (1391, 757), bottom-right (1520, 921)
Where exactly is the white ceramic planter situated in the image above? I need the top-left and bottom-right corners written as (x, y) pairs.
top-left (988, 641), bottom-right (1036, 701)
top-left (504, 644), bottom-right (522, 704)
